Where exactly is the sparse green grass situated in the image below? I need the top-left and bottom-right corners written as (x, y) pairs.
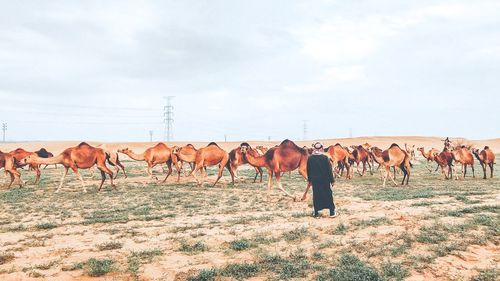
top-left (472, 268), bottom-right (499, 281)
top-left (35, 222), bottom-right (57, 230)
top-left (317, 254), bottom-right (382, 281)
top-left (229, 238), bottom-right (254, 251)
top-left (96, 241), bottom-right (123, 251)
top-left (180, 241), bottom-right (208, 253)
top-left (86, 258), bottom-right (113, 277)
top-left (282, 226), bottom-right (309, 241)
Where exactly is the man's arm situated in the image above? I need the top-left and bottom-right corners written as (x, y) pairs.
top-left (326, 155), bottom-right (335, 184)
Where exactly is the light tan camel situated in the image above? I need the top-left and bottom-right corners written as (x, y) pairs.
top-left (324, 144), bottom-right (351, 178)
top-left (96, 144), bottom-right (127, 179)
top-left (376, 144), bottom-right (411, 187)
top-left (472, 146), bottom-right (495, 179)
top-left (417, 147), bottom-right (439, 172)
top-left (9, 148), bottom-right (41, 184)
top-left (450, 146), bottom-right (475, 180)
top-left (21, 142), bottom-right (115, 192)
top-left (229, 143), bottom-right (263, 183)
top-left (189, 142), bottom-right (235, 187)
top-left (0, 151), bottom-right (23, 188)
top-left (118, 143), bottom-right (173, 182)
top-left (241, 139), bottom-right (308, 198)
top-left (404, 143), bottom-right (416, 160)
top-left (171, 144), bottom-right (199, 182)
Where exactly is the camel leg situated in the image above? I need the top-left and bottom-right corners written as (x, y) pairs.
top-left (275, 172), bottom-right (295, 199)
top-left (74, 169), bottom-right (87, 193)
top-left (34, 166), bottom-right (41, 185)
top-left (56, 168), bottom-right (69, 193)
top-left (117, 161), bottom-right (127, 179)
top-left (267, 170), bottom-right (273, 191)
top-left (367, 160), bottom-right (373, 175)
top-left (258, 167), bottom-right (263, 183)
top-left (190, 164), bottom-right (203, 186)
top-left (471, 164), bottom-right (475, 178)
top-left (489, 163), bottom-right (494, 178)
top-left (7, 172), bottom-right (14, 188)
top-left (382, 166), bottom-right (388, 187)
top-left (97, 165), bottom-right (115, 190)
top-left (252, 167), bottom-right (259, 183)
top-left (162, 161), bottom-right (173, 183)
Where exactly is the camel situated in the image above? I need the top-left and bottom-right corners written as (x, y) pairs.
top-left (189, 142), bottom-right (234, 187)
top-left (0, 151), bottom-right (23, 188)
top-left (324, 144), bottom-right (351, 179)
top-left (450, 146), bottom-right (475, 180)
top-left (405, 143), bottom-right (416, 160)
top-left (370, 146), bottom-right (400, 180)
top-left (21, 142), bottom-right (115, 192)
top-left (96, 144), bottom-right (127, 179)
top-left (240, 139), bottom-right (308, 198)
top-left (376, 144), bottom-right (411, 187)
top-left (9, 148), bottom-right (42, 184)
top-left (171, 144), bottom-right (199, 181)
top-left (433, 149), bottom-right (455, 180)
top-left (472, 146), bottom-right (495, 179)
top-left (228, 143), bottom-right (263, 183)
top-left (118, 143), bottom-right (173, 182)
top-left (349, 145), bottom-right (372, 176)
top-left (417, 147), bottom-right (440, 172)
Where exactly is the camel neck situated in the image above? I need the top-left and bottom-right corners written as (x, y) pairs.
top-left (244, 149), bottom-right (267, 167)
top-left (32, 154), bottom-right (64, 165)
top-left (125, 151), bottom-right (145, 161)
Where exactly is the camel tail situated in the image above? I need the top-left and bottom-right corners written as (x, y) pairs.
top-left (409, 161), bottom-right (413, 168)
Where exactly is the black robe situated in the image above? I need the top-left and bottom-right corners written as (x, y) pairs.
top-left (307, 154), bottom-right (335, 212)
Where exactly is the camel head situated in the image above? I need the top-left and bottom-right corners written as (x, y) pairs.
top-left (20, 154), bottom-right (36, 165)
top-left (171, 146), bottom-right (180, 155)
top-left (118, 148), bottom-right (132, 154)
top-left (472, 148), bottom-right (480, 155)
top-left (239, 143), bottom-right (251, 154)
top-left (417, 147), bottom-right (425, 152)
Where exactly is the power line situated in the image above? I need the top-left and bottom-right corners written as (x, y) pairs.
top-left (2, 123), bottom-right (7, 142)
top-left (164, 96), bottom-right (174, 141)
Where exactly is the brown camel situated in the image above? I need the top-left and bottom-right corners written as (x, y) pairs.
top-left (118, 143), bottom-right (173, 182)
top-left (376, 144), bottom-right (411, 187)
top-left (9, 148), bottom-right (42, 184)
top-left (472, 146), bottom-right (495, 179)
top-left (21, 142), bottom-right (115, 192)
top-left (370, 146), bottom-right (399, 179)
top-left (417, 147), bottom-right (440, 172)
top-left (433, 149), bottom-right (455, 180)
top-left (0, 151), bottom-right (23, 188)
top-left (349, 145), bottom-right (372, 176)
top-left (96, 144), bottom-right (127, 179)
top-left (324, 144), bottom-right (351, 178)
top-left (240, 139), bottom-right (308, 198)
top-left (189, 142), bottom-right (235, 187)
top-left (450, 146), bottom-right (475, 180)
top-left (229, 143), bottom-right (263, 183)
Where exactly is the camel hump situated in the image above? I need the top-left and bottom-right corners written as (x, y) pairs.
top-left (389, 143), bottom-right (400, 149)
top-left (279, 139), bottom-right (295, 146)
top-left (484, 146), bottom-right (489, 150)
top-left (279, 139), bottom-right (302, 150)
top-left (185, 144), bottom-right (195, 148)
top-left (12, 148), bottom-right (26, 153)
top-left (78, 142), bottom-right (91, 147)
top-left (207, 142), bottom-right (219, 147)
top-left (334, 143), bottom-right (342, 147)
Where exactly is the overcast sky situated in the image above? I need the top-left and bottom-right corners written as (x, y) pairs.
top-left (1, 0), bottom-right (499, 142)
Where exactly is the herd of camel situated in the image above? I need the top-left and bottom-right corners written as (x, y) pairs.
top-left (0, 138), bottom-right (496, 198)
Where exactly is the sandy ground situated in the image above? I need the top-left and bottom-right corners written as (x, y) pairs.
top-left (0, 137), bottom-right (498, 281)
top-left (1, 136), bottom-right (499, 155)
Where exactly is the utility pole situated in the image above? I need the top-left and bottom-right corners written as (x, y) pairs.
top-left (2, 123), bottom-right (6, 142)
top-left (224, 134), bottom-right (227, 142)
top-left (268, 136), bottom-right (271, 142)
top-left (163, 96), bottom-right (174, 141)
top-left (302, 120), bottom-right (308, 141)
top-left (149, 130), bottom-right (153, 142)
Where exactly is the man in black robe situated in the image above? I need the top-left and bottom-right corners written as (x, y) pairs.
top-left (301, 142), bottom-right (337, 218)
